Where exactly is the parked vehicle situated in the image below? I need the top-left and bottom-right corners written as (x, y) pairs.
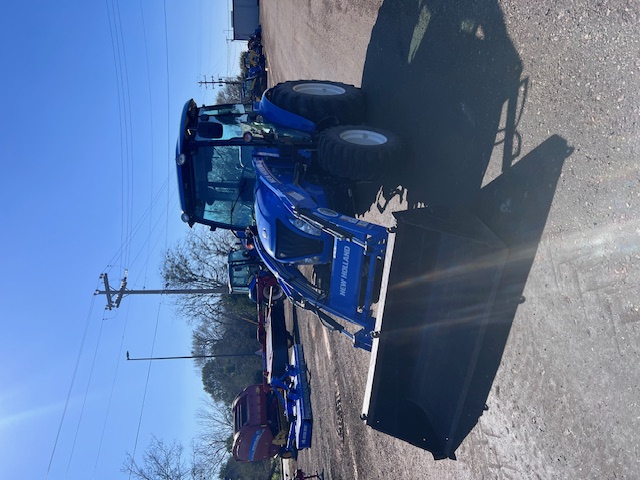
top-left (227, 248), bottom-right (283, 303)
top-left (175, 80), bottom-right (506, 459)
top-left (241, 71), bottom-right (267, 103)
top-left (242, 27), bottom-right (268, 102)
top-left (232, 302), bottom-right (311, 461)
top-left (176, 80), bottom-right (403, 350)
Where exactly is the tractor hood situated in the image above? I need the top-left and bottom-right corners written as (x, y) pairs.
top-left (254, 180), bottom-right (331, 265)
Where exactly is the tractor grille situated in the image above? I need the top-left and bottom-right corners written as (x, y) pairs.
top-left (275, 220), bottom-right (324, 260)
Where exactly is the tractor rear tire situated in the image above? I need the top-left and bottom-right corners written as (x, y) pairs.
top-left (268, 80), bottom-right (366, 125)
top-left (317, 125), bottom-right (406, 181)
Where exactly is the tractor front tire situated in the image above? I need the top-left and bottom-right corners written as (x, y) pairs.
top-left (317, 125), bottom-right (406, 181)
top-left (268, 80), bottom-right (366, 125)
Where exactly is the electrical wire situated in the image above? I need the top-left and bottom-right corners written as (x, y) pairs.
top-left (138, 0), bottom-right (156, 287)
top-left (105, 0), bottom-right (135, 273)
top-left (102, 176), bottom-right (170, 273)
top-left (127, 302), bottom-right (164, 480)
top-left (125, 187), bottom-right (178, 273)
top-left (163, 0), bottom-right (172, 252)
top-left (104, 0), bottom-right (127, 278)
top-left (90, 297), bottom-right (132, 480)
top-left (46, 295), bottom-right (97, 479)
top-left (64, 313), bottom-right (107, 479)
top-left (113, 0), bottom-right (136, 268)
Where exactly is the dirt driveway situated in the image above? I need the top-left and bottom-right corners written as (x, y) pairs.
top-left (262, 1), bottom-right (640, 478)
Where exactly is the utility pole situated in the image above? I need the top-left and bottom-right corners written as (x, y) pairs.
top-left (95, 270), bottom-right (228, 310)
top-left (198, 75), bottom-right (241, 89)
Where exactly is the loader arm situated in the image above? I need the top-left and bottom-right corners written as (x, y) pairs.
top-left (251, 156), bottom-right (391, 350)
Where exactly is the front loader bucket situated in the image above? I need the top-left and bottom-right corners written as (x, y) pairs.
top-left (362, 207), bottom-right (507, 460)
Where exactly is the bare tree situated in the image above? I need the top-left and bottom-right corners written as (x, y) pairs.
top-left (121, 436), bottom-right (210, 480)
top-left (192, 397), bottom-right (235, 473)
top-left (215, 76), bottom-right (244, 105)
top-left (162, 227), bottom-right (236, 287)
top-left (161, 226), bottom-right (238, 326)
top-left (121, 403), bottom-right (237, 479)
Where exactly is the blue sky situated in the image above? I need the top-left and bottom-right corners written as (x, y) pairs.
top-left (0, 1), bottom-right (246, 479)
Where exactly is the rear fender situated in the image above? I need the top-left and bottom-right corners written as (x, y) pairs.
top-left (257, 91), bottom-right (316, 133)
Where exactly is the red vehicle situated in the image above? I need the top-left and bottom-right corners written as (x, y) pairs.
top-left (231, 302), bottom-right (312, 461)
top-left (232, 383), bottom-right (290, 461)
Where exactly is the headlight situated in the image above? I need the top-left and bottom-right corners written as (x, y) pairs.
top-left (288, 217), bottom-right (321, 236)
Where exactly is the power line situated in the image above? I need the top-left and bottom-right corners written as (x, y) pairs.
top-left (64, 314), bottom-right (107, 479)
top-left (163, 0), bottom-right (171, 253)
top-left (128, 302), bottom-right (164, 480)
top-left (138, 0), bottom-right (156, 288)
top-left (105, 0), bottom-right (135, 271)
top-left (91, 296), bottom-right (132, 480)
top-left (113, 0), bottom-right (136, 267)
top-left (102, 176), bottom-right (170, 273)
top-left (46, 295), bottom-right (97, 479)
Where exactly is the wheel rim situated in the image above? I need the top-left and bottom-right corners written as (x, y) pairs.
top-left (264, 285), bottom-right (283, 301)
top-left (293, 83), bottom-right (346, 96)
top-left (339, 129), bottom-right (388, 146)
top-left (272, 286), bottom-right (283, 300)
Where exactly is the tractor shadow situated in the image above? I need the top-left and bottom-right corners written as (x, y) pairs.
top-left (358, 0), bottom-right (527, 211)
top-left (356, 0), bottom-right (573, 459)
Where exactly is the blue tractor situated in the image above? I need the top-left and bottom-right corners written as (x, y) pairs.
top-left (176, 80), bottom-right (405, 350)
top-left (176, 79), bottom-right (511, 460)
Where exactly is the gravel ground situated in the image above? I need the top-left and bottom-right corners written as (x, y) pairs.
top-left (262, 1), bottom-right (640, 478)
